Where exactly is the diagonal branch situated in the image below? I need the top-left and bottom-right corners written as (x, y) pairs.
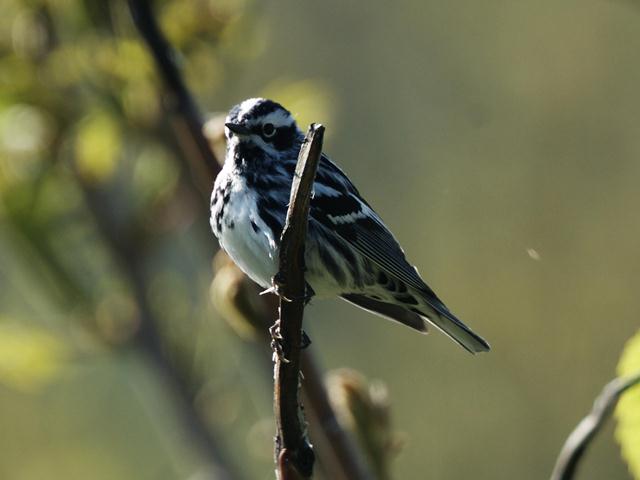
top-left (272, 124), bottom-right (324, 479)
top-left (127, 0), bottom-right (220, 195)
top-left (212, 251), bottom-right (375, 479)
top-left (128, 3), bottom-right (373, 478)
top-left (550, 372), bottom-right (640, 480)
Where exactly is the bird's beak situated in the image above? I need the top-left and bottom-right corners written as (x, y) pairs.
top-left (225, 122), bottom-right (251, 136)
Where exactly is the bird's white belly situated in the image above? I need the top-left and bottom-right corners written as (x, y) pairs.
top-left (218, 191), bottom-right (279, 289)
top-left (213, 173), bottom-right (347, 298)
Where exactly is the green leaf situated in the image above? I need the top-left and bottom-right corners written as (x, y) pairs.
top-left (74, 112), bottom-right (121, 184)
top-left (0, 321), bottom-right (71, 392)
top-left (615, 329), bottom-right (640, 479)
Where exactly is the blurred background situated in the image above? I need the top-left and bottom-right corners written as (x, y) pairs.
top-left (2, 0), bottom-right (640, 479)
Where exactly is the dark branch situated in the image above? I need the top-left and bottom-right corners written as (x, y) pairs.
top-left (127, 0), bottom-right (220, 195)
top-left (121, 4), bottom-right (238, 474)
top-left (273, 124), bottom-right (325, 479)
top-left (212, 254), bottom-right (374, 479)
top-left (550, 373), bottom-right (640, 480)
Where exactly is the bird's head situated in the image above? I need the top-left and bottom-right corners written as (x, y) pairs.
top-left (225, 98), bottom-right (302, 158)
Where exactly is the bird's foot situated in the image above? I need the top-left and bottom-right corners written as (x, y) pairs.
top-left (264, 274), bottom-right (315, 304)
top-left (262, 272), bottom-right (291, 301)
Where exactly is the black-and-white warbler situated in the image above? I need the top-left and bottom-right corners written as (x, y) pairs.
top-left (210, 98), bottom-right (489, 353)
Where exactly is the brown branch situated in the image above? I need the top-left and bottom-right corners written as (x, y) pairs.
top-left (101, 4), bottom-right (242, 475)
top-left (272, 124), bottom-right (324, 479)
top-left (127, 3), bottom-right (373, 478)
top-left (550, 373), bottom-right (640, 480)
top-left (212, 254), bottom-right (375, 479)
top-left (127, 0), bottom-right (220, 196)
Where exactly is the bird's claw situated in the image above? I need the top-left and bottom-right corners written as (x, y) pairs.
top-left (265, 275), bottom-right (315, 304)
top-left (263, 273), bottom-right (293, 301)
top-left (270, 321), bottom-right (289, 363)
top-left (270, 324), bottom-right (311, 360)
top-left (259, 285), bottom-right (277, 296)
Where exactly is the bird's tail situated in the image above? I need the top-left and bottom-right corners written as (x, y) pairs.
top-left (341, 291), bottom-right (490, 354)
top-left (417, 296), bottom-right (490, 354)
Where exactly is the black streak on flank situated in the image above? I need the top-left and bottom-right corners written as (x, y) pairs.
top-left (318, 244), bottom-right (345, 285)
top-left (214, 181), bottom-right (233, 234)
top-left (326, 234), bottom-right (357, 276)
top-left (395, 294), bottom-right (418, 305)
top-left (384, 281), bottom-right (396, 293)
top-left (250, 220), bottom-right (259, 233)
top-left (213, 191), bottom-right (224, 233)
top-left (362, 259), bottom-right (374, 275)
top-left (257, 201), bottom-right (284, 239)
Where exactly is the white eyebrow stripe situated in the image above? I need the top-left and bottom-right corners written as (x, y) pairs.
top-left (260, 110), bottom-right (294, 127)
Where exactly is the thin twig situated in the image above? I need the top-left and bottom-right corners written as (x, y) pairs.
top-left (127, 0), bottom-right (220, 195)
top-left (273, 124), bottom-right (325, 479)
top-left (212, 258), bottom-right (374, 479)
top-left (550, 372), bottom-right (640, 480)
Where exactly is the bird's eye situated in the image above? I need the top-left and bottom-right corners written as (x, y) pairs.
top-left (262, 123), bottom-right (276, 137)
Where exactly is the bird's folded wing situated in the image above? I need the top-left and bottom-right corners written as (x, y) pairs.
top-left (310, 187), bottom-right (432, 296)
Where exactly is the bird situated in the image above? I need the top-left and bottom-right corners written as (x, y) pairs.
top-left (210, 98), bottom-right (490, 354)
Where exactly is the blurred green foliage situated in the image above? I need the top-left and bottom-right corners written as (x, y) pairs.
top-left (0, 0), bottom-right (335, 478)
top-left (617, 330), bottom-right (640, 479)
top-left (0, 320), bottom-right (70, 392)
top-left (2, 0), bottom-right (640, 479)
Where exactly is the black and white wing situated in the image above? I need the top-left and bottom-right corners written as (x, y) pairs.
top-left (311, 155), bottom-right (435, 293)
top-left (310, 155), bottom-right (490, 353)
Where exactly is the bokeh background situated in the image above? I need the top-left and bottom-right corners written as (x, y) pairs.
top-left (2, 0), bottom-right (640, 479)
